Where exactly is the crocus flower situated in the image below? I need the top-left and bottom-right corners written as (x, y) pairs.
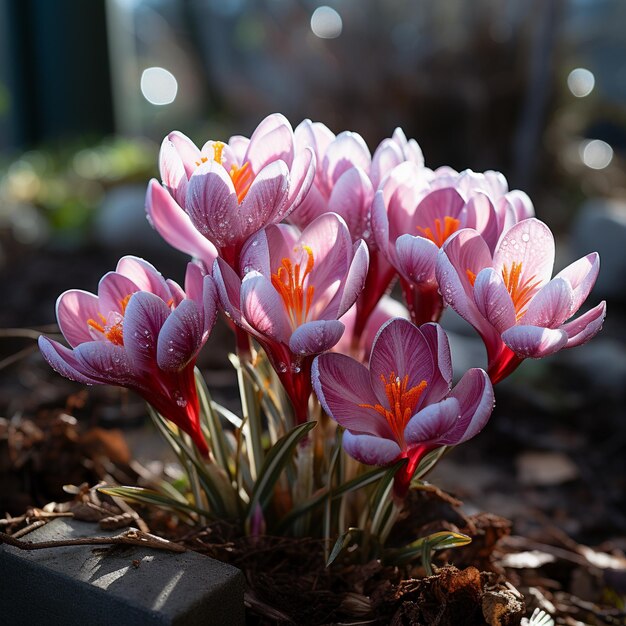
top-left (213, 212), bottom-right (369, 423)
top-left (436, 218), bottom-right (606, 383)
top-left (38, 257), bottom-right (218, 455)
top-left (312, 318), bottom-right (494, 496)
top-left (372, 163), bottom-right (534, 325)
top-left (291, 120), bottom-right (424, 345)
top-left (146, 113), bottom-right (316, 268)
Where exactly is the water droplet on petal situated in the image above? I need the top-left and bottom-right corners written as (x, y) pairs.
top-left (521, 232), bottom-right (530, 242)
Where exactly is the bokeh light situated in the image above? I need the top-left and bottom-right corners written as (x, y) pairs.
top-left (567, 68), bottom-right (595, 98)
top-left (140, 67), bottom-right (178, 105)
top-left (579, 139), bottom-right (613, 169)
top-left (310, 6), bottom-right (343, 39)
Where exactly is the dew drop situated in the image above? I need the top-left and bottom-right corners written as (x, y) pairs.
top-left (521, 232), bottom-right (530, 242)
top-left (278, 362), bottom-right (288, 373)
top-left (251, 239), bottom-right (259, 247)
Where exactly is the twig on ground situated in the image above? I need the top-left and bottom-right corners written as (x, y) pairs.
top-left (0, 529), bottom-right (186, 553)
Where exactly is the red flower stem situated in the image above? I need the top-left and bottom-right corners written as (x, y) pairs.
top-left (400, 279), bottom-right (444, 326)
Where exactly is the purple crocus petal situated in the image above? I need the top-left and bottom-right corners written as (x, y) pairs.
top-left (38, 336), bottom-right (101, 384)
top-left (554, 252), bottom-right (600, 317)
top-left (228, 135), bottom-right (249, 163)
top-left (436, 229), bottom-right (493, 331)
top-left (240, 228), bottom-right (271, 276)
top-left (239, 160), bottom-right (289, 233)
top-left (369, 318), bottom-right (434, 409)
top-left (419, 323), bottom-right (453, 402)
top-left (288, 182), bottom-right (329, 230)
top-left (74, 341), bottom-right (135, 386)
top-left (392, 127), bottom-right (424, 166)
top-left (213, 258), bottom-right (245, 327)
top-left (522, 277), bottom-right (574, 328)
top-left (371, 189), bottom-right (391, 258)
top-left (414, 187), bottom-right (466, 230)
top-left (327, 166), bottom-right (374, 240)
top-left (157, 299), bottom-right (203, 371)
top-left (502, 325), bottom-right (568, 358)
top-left (342, 430), bottom-right (401, 466)
top-left (56, 290), bottom-right (101, 347)
top-left (494, 219), bottom-right (555, 290)
top-left (201, 274), bottom-right (219, 336)
top-left (395, 235), bottom-right (438, 285)
top-left (447, 368), bottom-right (494, 443)
top-left (473, 268), bottom-right (516, 333)
top-left (115, 256), bottom-right (172, 303)
top-left (465, 193), bottom-right (499, 252)
top-left (264, 223), bottom-right (300, 272)
top-left (123, 291), bottom-right (171, 371)
top-left (97, 271), bottom-right (140, 315)
top-left (167, 131), bottom-right (201, 179)
top-left (560, 301), bottom-right (606, 348)
top-left (240, 272), bottom-right (291, 343)
top-left (404, 397), bottom-right (461, 446)
top-left (166, 279), bottom-right (185, 307)
top-left (505, 190), bottom-right (534, 221)
top-left (294, 119), bottom-right (335, 161)
top-left (281, 147), bottom-right (316, 220)
top-left (185, 161), bottom-right (239, 247)
top-left (146, 179), bottom-right (218, 267)
top-left (370, 139), bottom-right (404, 189)
top-left (302, 214), bottom-right (352, 312)
top-left (335, 240), bottom-right (369, 319)
top-left (289, 319), bottom-right (344, 355)
top-left (322, 131), bottom-right (371, 189)
top-left (244, 113), bottom-right (294, 172)
top-left (312, 353), bottom-right (389, 436)
top-left (184, 261), bottom-right (205, 305)
top-left (159, 137), bottom-right (188, 206)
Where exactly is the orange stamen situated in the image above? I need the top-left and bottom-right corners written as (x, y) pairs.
top-left (359, 373), bottom-right (428, 447)
top-left (195, 140), bottom-right (254, 203)
top-left (271, 245), bottom-right (315, 328)
top-left (417, 216), bottom-right (461, 248)
top-left (466, 269), bottom-right (477, 286)
top-left (85, 294), bottom-right (135, 346)
top-left (230, 162), bottom-right (253, 203)
top-left (501, 261), bottom-right (540, 320)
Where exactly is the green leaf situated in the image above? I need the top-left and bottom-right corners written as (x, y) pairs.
top-left (98, 486), bottom-right (214, 520)
top-left (276, 460), bottom-right (407, 533)
top-left (246, 421), bottom-right (316, 527)
top-left (195, 368), bottom-right (232, 482)
top-left (384, 531), bottom-right (472, 567)
top-left (326, 527), bottom-right (363, 567)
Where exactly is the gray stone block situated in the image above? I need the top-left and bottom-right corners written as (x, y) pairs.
top-left (0, 518), bottom-right (244, 625)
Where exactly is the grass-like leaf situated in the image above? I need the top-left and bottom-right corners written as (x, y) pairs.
top-left (99, 486), bottom-right (214, 520)
top-left (246, 421), bottom-right (316, 528)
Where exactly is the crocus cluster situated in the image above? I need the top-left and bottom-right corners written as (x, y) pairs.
top-left (40, 112), bottom-right (606, 499)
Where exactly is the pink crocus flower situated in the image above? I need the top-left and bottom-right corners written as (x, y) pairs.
top-left (436, 218), bottom-right (606, 383)
top-left (38, 257), bottom-right (218, 456)
top-left (146, 113), bottom-right (316, 269)
top-left (312, 318), bottom-right (494, 496)
top-left (372, 163), bottom-right (534, 326)
top-left (291, 120), bottom-right (424, 347)
top-left (213, 212), bottom-right (369, 423)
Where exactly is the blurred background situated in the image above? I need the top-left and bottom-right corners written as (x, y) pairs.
top-left (0, 0), bottom-right (624, 547)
